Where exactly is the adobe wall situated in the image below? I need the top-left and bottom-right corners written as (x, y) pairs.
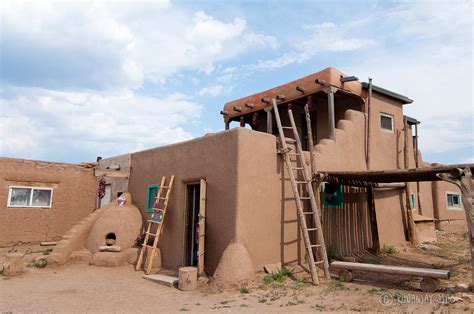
top-left (0, 157), bottom-right (97, 245)
top-left (432, 179), bottom-right (467, 232)
top-left (128, 130), bottom-right (240, 274)
top-left (97, 153), bottom-right (130, 204)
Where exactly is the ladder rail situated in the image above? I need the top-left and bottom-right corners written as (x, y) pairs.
top-left (272, 99), bottom-right (320, 285)
top-left (136, 175), bottom-right (175, 274)
top-left (287, 107), bottom-right (330, 280)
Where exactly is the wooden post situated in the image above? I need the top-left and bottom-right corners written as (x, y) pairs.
top-left (327, 87), bottom-right (336, 140)
top-left (265, 107), bottom-right (273, 134)
top-left (178, 267), bottom-right (198, 291)
top-left (367, 187), bottom-right (380, 252)
top-left (304, 103), bottom-right (315, 173)
top-left (197, 179), bottom-right (207, 276)
top-left (404, 117), bottom-right (417, 245)
top-left (437, 167), bottom-right (473, 291)
top-left (225, 121), bottom-right (230, 130)
top-left (366, 78), bottom-right (372, 170)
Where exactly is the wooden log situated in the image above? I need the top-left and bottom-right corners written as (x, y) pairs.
top-left (330, 261), bottom-right (450, 279)
top-left (420, 277), bottom-right (439, 292)
top-left (40, 242), bottom-right (58, 246)
top-left (178, 267), bottom-right (198, 291)
top-left (338, 269), bottom-right (353, 282)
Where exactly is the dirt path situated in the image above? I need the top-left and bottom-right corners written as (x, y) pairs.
top-left (1, 232), bottom-right (473, 312)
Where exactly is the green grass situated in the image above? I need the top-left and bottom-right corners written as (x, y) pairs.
top-left (360, 258), bottom-right (381, 264)
top-left (382, 245), bottom-right (397, 254)
top-left (263, 267), bottom-right (293, 284)
top-left (326, 245), bottom-right (341, 262)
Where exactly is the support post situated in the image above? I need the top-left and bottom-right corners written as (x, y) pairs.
top-left (265, 107), bottom-right (273, 134)
top-left (225, 121), bottom-right (230, 130)
top-left (368, 187), bottom-right (380, 252)
top-left (437, 167), bottom-right (473, 291)
top-left (404, 116), bottom-right (417, 245)
top-left (327, 87), bottom-right (336, 140)
top-left (366, 78), bottom-right (372, 170)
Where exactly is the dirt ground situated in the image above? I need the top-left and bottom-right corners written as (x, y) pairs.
top-left (1, 231), bottom-right (473, 312)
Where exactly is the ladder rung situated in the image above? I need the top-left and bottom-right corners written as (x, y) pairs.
top-left (310, 244), bottom-right (322, 248)
top-left (314, 261), bottom-right (325, 265)
top-left (285, 139), bottom-right (296, 143)
top-left (293, 167), bottom-right (304, 170)
top-left (295, 181), bottom-right (308, 184)
top-left (307, 228), bottom-right (318, 231)
top-left (161, 186), bottom-right (171, 189)
top-left (142, 244), bottom-right (155, 249)
top-left (145, 232), bottom-right (157, 236)
top-left (300, 196), bottom-right (311, 199)
top-left (151, 208), bottom-right (164, 211)
top-left (303, 211), bottom-right (315, 214)
top-left (147, 219), bottom-right (162, 224)
top-left (155, 197), bottom-right (167, 200)
top-left (282, 126), bottom-right (293, 129)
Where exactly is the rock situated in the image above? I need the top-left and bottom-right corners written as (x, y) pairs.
top-left (99, 245), bottom-right (122, 252)
top-left (123, 248), bottom-right (139, 265)
top-left (90, 252), bottom-right (125, 267)
top-left (264, 262), bottom-right (282, 274)
top-left (69, 249), bottom-right (92, 263)
top-left (3, 253), bottom-right (24, 277)
top-left (455, 283), bottom-right (470, 292)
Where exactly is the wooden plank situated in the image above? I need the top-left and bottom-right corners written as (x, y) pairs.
top-left (143, 274), bottom-right (178, 287)
top-left (94, 169), bottom-right (129, 178)
top-left (330, 261), bottom-right (450, 279)
top-left (198, 179), bottom-right (207, 276)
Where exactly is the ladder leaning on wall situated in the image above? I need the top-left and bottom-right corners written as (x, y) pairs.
top-left (136, 175), bottom-right (175, 274)
top-left (272, 98), bottom-right (330, 285)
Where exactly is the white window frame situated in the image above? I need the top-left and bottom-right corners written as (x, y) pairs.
top-left (380, 112), bottom-right (394, 132)
top-left (7, 186), bottom-right (53, 208)
top-left (446, 191), bottom-right (462, 211)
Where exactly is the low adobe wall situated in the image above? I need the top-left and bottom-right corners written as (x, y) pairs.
top-left (0, 158), bottom-right (97, 245)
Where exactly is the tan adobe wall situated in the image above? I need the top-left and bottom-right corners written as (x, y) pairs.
top-left (314, 109), bottom-right (408, 247)
top-left (97, 154), bottom-right (131, 204)
top-left (432, 179), bottom-right (466, 232)
top-left (128, 129), bottom-right (241, 275)
top-left (0, 157), bottom-right (97, 245)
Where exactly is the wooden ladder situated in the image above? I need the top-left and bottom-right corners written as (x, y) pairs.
top-left (272, 99), bottom-right (330, 285)
top-left (136, 175), bottom-right (175, 274)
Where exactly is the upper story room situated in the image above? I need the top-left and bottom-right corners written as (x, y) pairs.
top-left (220, 67), bottom-right (414, 153)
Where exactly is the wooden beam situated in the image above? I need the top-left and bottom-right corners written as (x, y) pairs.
top-left (321, 163), bottom-right (474, 183)
top-left (95, 169), bottom-right (129, 178)
top-left (331, 261), bottom-right (450, 279)
top-left (327, 87), bottom-right (336, 140)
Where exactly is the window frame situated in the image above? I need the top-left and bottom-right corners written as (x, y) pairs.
top-left (7, 186), bottom-right (53, 208)
top-left (146, 184), bottom-right (160, 213)
top-left (380, 112), bottom-right (394, 132)
top-left (446, 191), bottom-right (462, 211)
top-left (411, 193), bottom-right (417, 210)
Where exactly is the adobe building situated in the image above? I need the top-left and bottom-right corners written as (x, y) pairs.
top-left (1, 67), bottom-right (471, 280)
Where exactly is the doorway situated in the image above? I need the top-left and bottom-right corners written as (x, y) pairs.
top-left (185, 179), bottom-right (207, 274)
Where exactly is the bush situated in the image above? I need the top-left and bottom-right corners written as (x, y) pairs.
top-left (263, 267), bottom-right (293, 284)
top-left (382, 245), bottom-right (397, 254)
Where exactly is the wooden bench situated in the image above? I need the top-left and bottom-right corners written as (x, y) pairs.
top-left (330, 261), bottom-right (450, 292)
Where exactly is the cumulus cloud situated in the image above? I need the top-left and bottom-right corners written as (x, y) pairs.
top-left (0, 1), bottom-right (277, 89)
top-left (197, 85), bottom-right (224, 97)
top-left (0, 86), bottom-right (201, 161)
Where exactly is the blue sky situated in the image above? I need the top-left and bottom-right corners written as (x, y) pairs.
top-left (1, 0), bottom-right (472, 164)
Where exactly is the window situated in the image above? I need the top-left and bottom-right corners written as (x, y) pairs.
top-left (323, 183), bottom-right (343, 208)
top-left (147, 184), bottom-right (159, 213)
top-left (380, 113), bottom-right (394, 131)
top-left (446, 192), bottom-right (462, 210)
top-left (411, 193), bottom-right (417, 209)
top-left (7, 186), bottom-right (53, 208)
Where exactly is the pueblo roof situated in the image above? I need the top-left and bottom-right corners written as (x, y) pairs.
top-left (222, 67), bottom-right (413, 121)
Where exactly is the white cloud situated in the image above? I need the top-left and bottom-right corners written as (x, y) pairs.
top-left (0, 86), bottom-right (201, 161)
top-left (250, 22), bottom-right (374, 70)
top-left (0, 1), bottom-right (277, 89)
top-left (197, 85), bottom-right (224, 97)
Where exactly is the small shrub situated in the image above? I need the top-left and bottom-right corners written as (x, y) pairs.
top-left (31, 258), bottom-right (48, 268)
top-left (326, 245), bottom-right (341, 261)
top-left (382, 245), bottom-right (397, 254)
top-left (239, 287), bottom-right (249, 294)
top-left (263, 267), bottom-right (293, 284)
